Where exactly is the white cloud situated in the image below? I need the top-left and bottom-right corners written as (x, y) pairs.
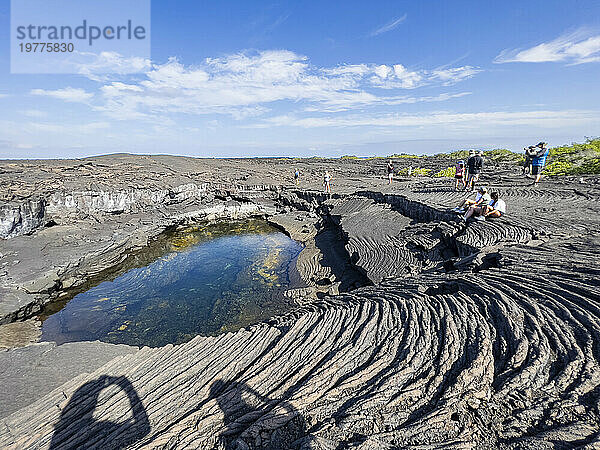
top-left (326, 62), bottom-right (479, 90)
top-left (28, 121), bottom-right (110, 133)
top-left (369, 64), bottom-right (424, 89)
top-left (15, 143), bottom-right (34, 149)
top-left (322, 64), bottom-right (371, 77)
top-left (20, 109), bottom-right (48, 118)
top-left (92, 50), bottom-right (480, 119)
top-left (0, 94), bottom-right (8, 98)
top-left (302, 92), bottom-right (472, 113)
top-left (30, 87), bottom-right (94, 103)
top-left (495, 29), bottom-right (600, 64)
top-left (431, 66), bottom-right (481, 85)
top-left (76, 51), bottom-right (152, 81)
top-left (370, 14), bottom-right (407, 37)
top-left (255, 109), bottom-right (600, 129)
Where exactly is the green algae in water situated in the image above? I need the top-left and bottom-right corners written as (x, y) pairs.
top-left (41, 220), bottom-right (303, 347)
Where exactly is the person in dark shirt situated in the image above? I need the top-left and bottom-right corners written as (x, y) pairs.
top-left (387, 160), bottom-right (394, 184)
top-left (466, 150), bottom-right (484, 191)
top-left (531, 142), bottom-right (549, 186)
top-left (464, 149), bottom-right (475, 182)
top-left (523, 146), bottom-right (535, 175)
top-left (454, 160), bottom-right (466, 190)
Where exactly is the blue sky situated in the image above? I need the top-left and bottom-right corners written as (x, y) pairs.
top-left (1, 0), bottom-right (599, 158)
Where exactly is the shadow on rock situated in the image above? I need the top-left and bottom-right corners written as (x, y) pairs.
top-left (209, 380), bottom-right (308, 449)
top-left (313, 227), bottom-right (372, 292)
top-left (49, 375), bottom-right (150, 450)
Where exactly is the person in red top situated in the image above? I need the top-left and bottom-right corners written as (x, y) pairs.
top-left (455, 160), bottom-right (466, 190)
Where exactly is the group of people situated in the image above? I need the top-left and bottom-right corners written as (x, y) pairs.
top-left (382, 150), bottom-right (488, 191)
top-left (453, 186), bottom-right (506, 222)
top-left (454, 150), bottom-right (485, 191)
top-left (293, 169), bottom-right (332, 192)
top-left (291, 141), bottom-right (549, 196)
top-left (449, 142), bottom-right (548, 223)
top-left (522, 142), bottom-right (549, 185)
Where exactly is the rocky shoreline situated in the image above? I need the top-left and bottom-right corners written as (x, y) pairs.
top-left (1, 154), bottom-right (600, 448)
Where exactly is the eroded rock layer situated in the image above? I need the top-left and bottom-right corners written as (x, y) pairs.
top-left (2, 235), bottom-right (600, 449)
top-left (1, 155), bottom-right (600, 449)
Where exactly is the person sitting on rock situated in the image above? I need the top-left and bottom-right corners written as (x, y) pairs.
top-left (455, 160), bottom-right (466, 190)
top-left (387, 160), bottom-right (394, 184)
top-left (461, 188), bottom-right (492, 221)
top-left (484, 192), bottom-right (506, 218)
top-left (453, 186), bottom-right (490, 213)
top-left (464, 191), bottom-right (506, 221)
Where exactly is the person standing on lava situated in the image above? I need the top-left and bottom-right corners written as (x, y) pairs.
top-left (523, 146), bottom-right (535, 175)
top-left (464, 149), bottom-right (475, 181)
top-left (466, 150), bottom-right (484, 191)
top-left (323, 170), bottom-right (332, 193)
top-left (455, 160), bottom-right (466, 190)
top-left (387, 160), bottom-right (394, 184)
top-left (531, 142), bottom-right (549, 186)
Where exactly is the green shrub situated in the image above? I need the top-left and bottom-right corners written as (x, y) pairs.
top-left (388, 153), bottom-right (419, 159)
top-left (434, 150), bottom-right (469, 159)
top-left (543, 138), bottom-right (600, 176)
top-left (549, 139), bottom-right (600, 158)
top-left (396, 167), bottom-right (431, 177)
top-left (543, 160), bottom-right (574, 176)
top-left (449, 150), bottom-right (470, 159)
top-left (573, 157), bottom-right (600, 175)
top-left (433, 166), bottom-right (456, 178)
top-left (482, 148), bottom-right (524, 164)
top-left (411, 167), bottom-right (431, 176)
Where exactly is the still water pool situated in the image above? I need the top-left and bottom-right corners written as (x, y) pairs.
top-left (41, 220), bottom-right (303, 347)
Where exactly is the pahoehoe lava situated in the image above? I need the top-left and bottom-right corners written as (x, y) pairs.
top-left (1, 155), bottom-right (600, 449)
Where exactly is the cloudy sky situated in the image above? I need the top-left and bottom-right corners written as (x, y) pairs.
top-left (1, 0), bottom-right (599, 158)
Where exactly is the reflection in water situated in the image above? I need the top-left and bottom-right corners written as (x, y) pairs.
top-left (41, 220), bottom-right (303, 347)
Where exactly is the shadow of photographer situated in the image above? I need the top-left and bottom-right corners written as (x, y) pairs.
top-left (209, 379), bottom-right (307, 449)
top-left (49, 375), bottom-right (150, 450)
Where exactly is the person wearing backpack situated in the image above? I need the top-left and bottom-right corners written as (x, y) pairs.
top-left (531, 142), bottom-right (549, 186)
top-left (466, 150), bottom-right (484, 191)
top-left (464, 149), bottom-right (475, 181)
top-left (387, 160), bottom-right (394, 184)
top-left (523, 146), bottom-right (535, 175)
top-left (454, 160), bottom-right (466, 190)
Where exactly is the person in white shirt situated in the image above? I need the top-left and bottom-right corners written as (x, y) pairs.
top-left (453, 187), bottom-right (490, 212)
top-left (463, 191), bottom-right (506, 221)
top-left (483, 192), bottom-right (506, 218)
top-left (323, 171), bottom-right (332, 193)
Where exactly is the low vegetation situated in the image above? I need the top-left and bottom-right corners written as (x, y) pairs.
top-left (433, 166), bottom-right (456, 178)
top-left (544, 138), bottom-right (600, 176)
top-left (397, 167), bottom-right (431, 177)
top-left (334, 138), bottom-right (600, 177)
top-left (436, 150), bottom-right (469, 160)
top-left (483, 148), bottom-right (524, 164)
